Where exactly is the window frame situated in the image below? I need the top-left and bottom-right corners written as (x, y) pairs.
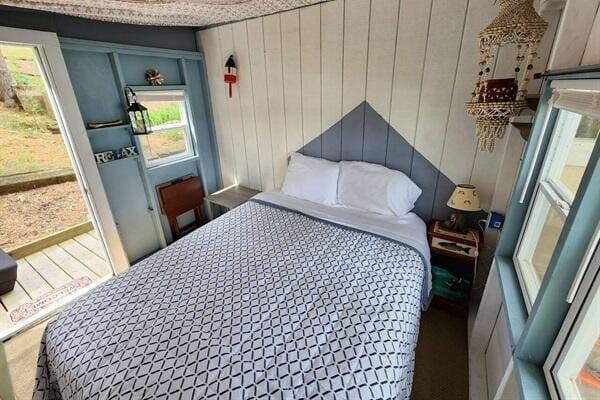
top-left (513, 106), bottom-right (590, 311)
top-left (493, 68), bottom-right (600, 400)
top-left (135, 89), bottom-right (197, 168)
top-left (544, 242), bottom-right (600, 399)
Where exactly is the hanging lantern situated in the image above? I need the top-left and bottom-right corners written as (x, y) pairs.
top-left (466, 0), bottom-right (547, 151)
top-left (124, 87), bottom-right (152, 135)
top-left (224, 55), bottom-right (237, 98)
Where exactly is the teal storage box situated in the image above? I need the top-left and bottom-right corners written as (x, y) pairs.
top-left (431, 266), bottom-right (471, 303)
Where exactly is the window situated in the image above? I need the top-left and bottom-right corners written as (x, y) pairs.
top-left (545, 245), bottom-right (600, 400)
top-left (515, 98), bottom-right (600, 310)
top-left (136, 90), bottom-right (195, 167)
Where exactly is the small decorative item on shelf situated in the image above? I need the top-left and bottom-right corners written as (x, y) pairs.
top-left (94, 146), bottom-right (138, 165)
top-left (124, 87), bottom-right (152, 135)
top-left (443, 184), bottom-right (482, 233)
top-left (145, 69), bottom-right (165, 86)
top-left (466, 0), bottom-right (547, 152)
top-left (87, 120), bottom-right (124, 130)
top-left (94, 150), bottom-right (115, 164)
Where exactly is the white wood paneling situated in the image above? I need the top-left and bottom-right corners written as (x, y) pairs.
top-left (198, 28), bottom-right (237, 187)
top-left (469, 262), bottom-right (503, 400)
top-left (280, 9), bottom-right (304, 156)
top-left (485, 305), bottom-right (512, 400)
top-left (547, 0), bottom-right (600, 69)
top-left (218, 24), bottom-right (250, 186)
top-left (320, 0), bottom-right (344, 133)
top-left (232, 21), bottom-right (262, 189)
top-left (438, 0), bottom-right (497, 185)
top-left (528, 9), bottom-right (561, 94)
top-left (365, 0), bottom-right (399, 119)
top-left (582, 6), bottom-right (600, 65)
top-left (388, 0), bottom-right (432, 145)
top-left (490, 124), bottom-right (527, 214)
top-left (263, 14), bottom-right (288, 187)
top-left (413, 0), bottom-right (468, 169)
top-left (247, 18), bottom-right (275, 190)
top-left (341, 0), bottom-right (370, 115)
top-left (199, 0), bottom-right (561, 213)
top-left (300, 5), bottom-right (322, 145)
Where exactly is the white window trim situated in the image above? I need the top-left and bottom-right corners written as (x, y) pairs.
top-left (514, 183), bottom-right (568, 311)
top-left (136, 90), bottom-right (197, 168)
top-left (544, 245), bottom-right (600, 400)
top-left (514, 107), bottom-right (580, 311)
top-left (0, 27), bottom-right (129, 340)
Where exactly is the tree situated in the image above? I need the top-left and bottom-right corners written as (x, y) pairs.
top-left (0, 48), bottom-right (23, 110)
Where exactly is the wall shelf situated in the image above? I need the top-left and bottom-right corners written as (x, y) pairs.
top-left (86, 124), bottom-right (130, 133)
top-left (126, 85), bottom-right (187, 92)
top-left (96, 155), bottom-right (139, 167)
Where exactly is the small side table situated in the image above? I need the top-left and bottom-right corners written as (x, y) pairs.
top-left (205, 185), bottom-right (260, 211)
top-left (427, 219), bottom-right (482, 316)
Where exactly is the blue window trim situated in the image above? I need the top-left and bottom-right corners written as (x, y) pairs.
top-left (494, 66), bottom-right (600, 399)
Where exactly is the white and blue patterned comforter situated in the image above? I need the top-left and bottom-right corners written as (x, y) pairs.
top-left (34, 197), bottom-right (428, 400)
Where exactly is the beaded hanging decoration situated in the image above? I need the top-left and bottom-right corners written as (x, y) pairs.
top-left (466, 0), bottom-right (547, 152)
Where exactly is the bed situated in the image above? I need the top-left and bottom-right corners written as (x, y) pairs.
top-left (33, 190), bottom-right (431, 400)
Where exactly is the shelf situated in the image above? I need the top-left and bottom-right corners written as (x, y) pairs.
top-left (86, 124), bottom-right (130, 133)
top-left (97, 155), bottom-right (139, 167)
top-left (126, 85), bottom-right (186, 92)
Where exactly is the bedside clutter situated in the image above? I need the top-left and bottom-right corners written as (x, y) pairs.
top-left (428, 219), bottom-right (482, 316)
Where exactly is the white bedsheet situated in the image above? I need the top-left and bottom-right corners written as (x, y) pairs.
top-left (255, 191), bottom-right (432, 297)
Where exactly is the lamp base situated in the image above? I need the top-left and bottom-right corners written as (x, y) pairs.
top-left (442, 211), bottom-right (469, 233)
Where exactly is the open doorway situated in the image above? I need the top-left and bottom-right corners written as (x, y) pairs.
top-left (0, 42), bottom-right (113, 337)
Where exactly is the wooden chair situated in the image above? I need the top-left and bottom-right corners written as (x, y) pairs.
top-left (156, 175), bottom-right (205, 240)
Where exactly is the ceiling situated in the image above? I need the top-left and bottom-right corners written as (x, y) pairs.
top-left (0, 0), bottom-right (328, 27)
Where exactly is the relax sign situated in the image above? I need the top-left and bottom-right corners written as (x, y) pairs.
top-left (94, 146), bottom-right (138, 164)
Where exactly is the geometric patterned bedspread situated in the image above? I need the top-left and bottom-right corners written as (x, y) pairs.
top-left (33, 199), bottom-right (426, 400)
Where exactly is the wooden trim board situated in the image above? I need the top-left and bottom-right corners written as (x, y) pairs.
top-left (6, 222), bottom-right (93, 260)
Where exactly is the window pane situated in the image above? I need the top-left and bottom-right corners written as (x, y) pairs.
top-left (575, 337), bottom-right (600, 400)
top-left (550, 261), bottom-right (600, 400)
top-left (139, 127), bottom-right (188, 163)
top-left (549, 112), bottom-right (600, 197)
top-left (145, 100), bottom-right (182, 128)
top-left (517, 194), bottom-right (565, 305)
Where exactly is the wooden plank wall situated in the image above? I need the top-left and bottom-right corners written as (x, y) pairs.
top-left (547, 0), bottom-right (600, 69)
top-left (198, 0), bottom-right (560, 214)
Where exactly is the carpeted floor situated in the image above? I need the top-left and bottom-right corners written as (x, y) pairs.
top-left (2, 307), bottom-right (468, 400)
top-left (413, 306), bottom-right (469, 399)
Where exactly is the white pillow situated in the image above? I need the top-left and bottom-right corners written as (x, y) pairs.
top-left (337, 161), bottom-right (422, 216)
top-left (281, 152), bottom-right (340, 205)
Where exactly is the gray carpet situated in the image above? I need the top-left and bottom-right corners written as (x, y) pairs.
top-left (413, 306), bottom-right (469, 399)
top-left (3, 308), bottom-right (468, 400)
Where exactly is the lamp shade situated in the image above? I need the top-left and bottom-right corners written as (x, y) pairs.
top-left (447, 184), bottom-right (482, 212)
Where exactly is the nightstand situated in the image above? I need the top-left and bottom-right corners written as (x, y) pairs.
top-left (205, 185), bottom-right (260, 211)
top-left (427, 219), bottom-right (482, 316)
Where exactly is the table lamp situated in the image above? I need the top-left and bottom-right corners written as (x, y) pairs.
top-left (443, 184), bottom-right (481, 233)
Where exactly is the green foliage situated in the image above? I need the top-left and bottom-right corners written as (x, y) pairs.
top-left (13, 72), bottom-right (30, 87)
top-left (147, 105), bottom-right (181, 127)
top-left (1, 44), bottom-right (49, 113)
top-left (1, 45), bottom-right (35, 61)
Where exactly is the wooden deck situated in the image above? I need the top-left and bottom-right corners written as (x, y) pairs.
top-left (0, 230), bottom-right (112, 334)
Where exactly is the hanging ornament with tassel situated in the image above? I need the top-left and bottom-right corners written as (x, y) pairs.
top-left (466, 0), bottom-right (547, 152)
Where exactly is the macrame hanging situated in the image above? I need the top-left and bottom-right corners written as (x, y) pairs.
top-left (466, 0), bottom-right (547, 151)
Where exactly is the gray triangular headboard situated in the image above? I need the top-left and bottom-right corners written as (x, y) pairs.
top-left (299, 101), bottom-right (457, 223)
